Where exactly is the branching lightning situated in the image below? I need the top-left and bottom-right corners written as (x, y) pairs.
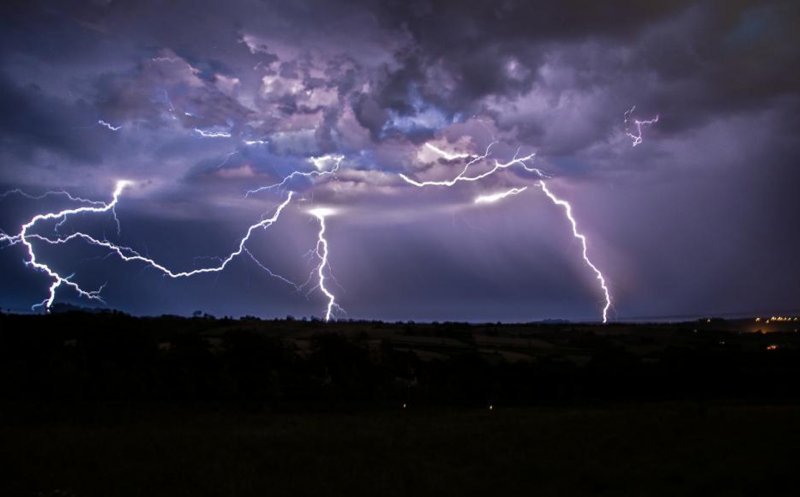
top-left (624, 106), bottom-right (659, 147)
top-left (1, 182), bottom-right (297, 311)
top-left (399, 143), bottom-right (545, 187)
top-left (537, 181), bottom-right (611, 323)
top-left (242, 247), bottom-right (302, 291)
top-left (33, 193), bottom-right (295, 278)
top-left (245, 154), bottom-right (343, 197)
top-left (2, 97), bottom-right (654, 322)
top-left (400, 139), bottom-right (611, 322)
top-left (1, 180), bottom-right (132, 310)
top-left (0, 189), bottom-right (105, 205)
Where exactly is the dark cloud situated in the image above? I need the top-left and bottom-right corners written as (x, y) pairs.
top-left (0, 72), bottom-right (100, 162)
top-left (0, 0), bottom-right (797, 320)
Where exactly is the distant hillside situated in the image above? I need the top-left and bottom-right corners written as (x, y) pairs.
top-left (1, 310), bottom-right (799, 406)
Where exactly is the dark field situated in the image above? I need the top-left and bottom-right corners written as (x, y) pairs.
top-left (2, 311), bottom-right (800, 495)
top-left (2, 403), bottom-right (799, 497)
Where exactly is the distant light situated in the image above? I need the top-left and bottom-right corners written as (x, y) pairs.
top-left (308, 153), bottom-right (344, 171)
top-left (115, 179), bottom-right (133, 190)
top-left (489, 405), bottom-right (494, 411)
top-left (766, 344), bottom-right (779, 351)
top-left (308, 207), bottom-right (338, 219)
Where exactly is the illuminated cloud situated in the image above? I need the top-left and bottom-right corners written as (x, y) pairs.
top-left (0, 0), bottom-right (797, 320)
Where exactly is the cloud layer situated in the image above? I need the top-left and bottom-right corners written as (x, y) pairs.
top-left (0, 0), bottom-right (798, 320)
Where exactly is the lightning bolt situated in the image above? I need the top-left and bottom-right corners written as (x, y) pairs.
top-left (214, 150), bottom-right (240, 169)
top-left (423, 142), bottom-right (472, 161)
top-left (242, 247), bottom-right (302, 291)
top-left (402, 139), bottom-right (610, 322)
top-left (97, 120), bottom-right (122, 132)
top-left (245, 154), bottom-right (343, 197)
top-left (213, 139), bottom-right (268, 169)
top-left (4, 100), bottom-right (634, 322)
top-left (537, 181), bottom-right (611, 323)
top-left (474, 187), bottom-right (529, 204)
top-left (151, 56), bottom-right (183, 64)
top-left (1, 180), bottom-right (132, 310)
top-left (399, 143), bottom-right (545, 187)
top-left (193, 128), bottom-right (232, 138)
top-left (32, 193), bottom-right (295, 278)
top-left (308, 207), bottom-right (340, 321)
top-left (1, 182), bottom-right (297, 311)
top-left (0, 188), bottom-right (106, 205)
top-left (624, 106), bottom-right (659, 147)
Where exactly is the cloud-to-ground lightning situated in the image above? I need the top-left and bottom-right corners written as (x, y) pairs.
top-left (474, 186), bottom-right (529, 204)
top-left (245, 154), bottom-right (344, 196)
top-left (1, 182), bottom-right (297, 311)
top-left (402, 139), bottom-right (610, 322)
top-left (466, 178), bottom-right (611, 321)
top-left (537, 181), bottom-right (611, 323)
top-left (624, 106), bottom-right (659, 147)
top-left (308, 207), bottom-right (340, 322)
top-left (2, 123), bottom-right (614, 322)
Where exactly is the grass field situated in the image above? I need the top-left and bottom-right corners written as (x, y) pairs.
top-left (2, 403), bottom-right (798, 496)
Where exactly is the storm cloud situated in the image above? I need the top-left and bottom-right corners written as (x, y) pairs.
top-left (0, 0), bottom-right (797, 320)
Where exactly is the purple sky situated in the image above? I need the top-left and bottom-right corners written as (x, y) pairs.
top-left (0, 0), bottom-right (798, 321)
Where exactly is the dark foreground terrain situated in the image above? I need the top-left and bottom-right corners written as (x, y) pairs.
top-left (1, 310), bottom-right (799, 496)
top-left (2, 403), bottom-right (799, 497)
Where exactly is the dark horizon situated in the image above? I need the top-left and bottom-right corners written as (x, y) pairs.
top-left (3, 302), bottom-right (799, 328)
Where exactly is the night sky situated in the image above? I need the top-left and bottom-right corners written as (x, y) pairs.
top-left (0, 0), bottom-right (798, 322)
